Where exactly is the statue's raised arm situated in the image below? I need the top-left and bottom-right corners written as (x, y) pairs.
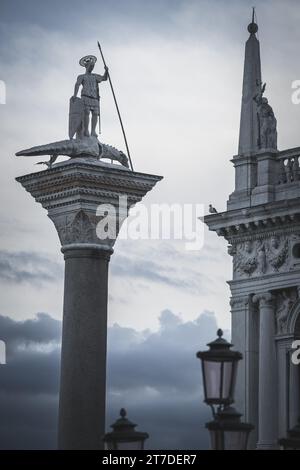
top-left (253, 80), bottom-right (277, 151)
top-left (96, 66), bottom-right (109, 83)
top-left (253, 80), bottom-right (266, 105)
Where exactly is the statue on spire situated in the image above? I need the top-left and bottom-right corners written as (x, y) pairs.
top-left (253, 81), bottom-right (277, 150)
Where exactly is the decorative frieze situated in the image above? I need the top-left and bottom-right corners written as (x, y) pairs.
top-left (231, 234), bottom-right (298, 279)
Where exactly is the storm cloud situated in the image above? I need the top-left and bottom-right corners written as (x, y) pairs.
top-left (0, 313), bottom-right (61, 449)
top-left (111, 252), bottom-right (203, 293)
top-left (0, 251), bottom-right (63, 286)
top-left (0, 309), bottom-right (220, 449)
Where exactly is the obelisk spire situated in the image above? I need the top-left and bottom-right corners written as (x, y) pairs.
top-left (238, 8), bottom-right (262, 155)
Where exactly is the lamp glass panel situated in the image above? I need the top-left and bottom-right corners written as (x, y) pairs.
top-left (222, 362), bottom-right (234, 400)
top-left (117, 441), bottom-right (143, 450)
top-left (223, 430), bottom-right (248, 450)
top-left (203, 360), bottom-right (221, 400)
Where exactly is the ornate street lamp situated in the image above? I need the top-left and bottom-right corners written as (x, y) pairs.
top-left (279, 418), bottom-right (300, 450)
top-left (196, 329), bottom-right (242, 413)
top-left (103, 408), bottom-right (149, 450)
top-left (206, 406), bottom-right (254, 450)
top-left (196, 329), bottom-right (253, 449)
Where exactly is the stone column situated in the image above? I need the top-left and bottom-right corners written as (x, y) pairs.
top-left (230, 294), bottom-right (259, 449)
top-left (58, 245), bottom-right (112, 449)
top-left (289, 347), bottom-right (300, 429)
top-left (253, 292), bottom-right (278, 449)
top-left (16, 160), bottom-right (162, 449)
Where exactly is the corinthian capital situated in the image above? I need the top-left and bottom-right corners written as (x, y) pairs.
top-left (253, 292), bottom-right (275, 307)
top-left (230, 295), bottom-right (250, 310)
top-left (16, 161), bottom-right (162, 251)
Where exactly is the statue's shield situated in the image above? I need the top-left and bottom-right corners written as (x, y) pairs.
top-left (69, 97), bottom-right (83, 139)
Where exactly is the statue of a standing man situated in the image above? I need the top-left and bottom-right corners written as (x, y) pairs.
top-left (72, 55), bottom-right (108, 138)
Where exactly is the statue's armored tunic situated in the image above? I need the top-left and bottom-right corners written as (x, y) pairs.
top-left (79, 73), bottom-right (103, 115)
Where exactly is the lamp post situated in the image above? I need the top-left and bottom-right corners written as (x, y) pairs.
top-left (206, 406), bottom-right (253, 450)
top-left (104, 409), bottom-right (149, 450)
top-left (196, 329), bottom-right (242, 414)
top-left (279, 418), bottom-right (300, 450)
top-left (196, 329), bottom-right (253, 450)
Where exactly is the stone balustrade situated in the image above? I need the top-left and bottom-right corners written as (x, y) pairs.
top-left (277, 148), bottom-right (300, 184)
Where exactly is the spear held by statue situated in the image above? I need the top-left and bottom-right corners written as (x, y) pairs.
top-left (97, 41), bottom-right (134, 171)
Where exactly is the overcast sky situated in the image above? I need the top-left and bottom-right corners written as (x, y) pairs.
top-left (1, 0), bottom-right (300, 449)
top-left (0, 310), bottom-right (219, 449)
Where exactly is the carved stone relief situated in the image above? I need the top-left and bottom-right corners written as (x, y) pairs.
top-left (231, 234), bottom-right (298, 279)
top-left (51, 210), bottom-right (102, 246)
top-left (267, 236), bottom-right (289, 272)
top-left (275, 288), bottom-right (299, 335)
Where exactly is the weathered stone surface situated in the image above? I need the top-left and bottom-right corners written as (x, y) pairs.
top-left (275, 288), bottom-right (298, 335)
top-left (16, 160), bottom-right (162, 250)
top-left (16, 161), bottom-right (162, 449)
top-left (205, 15), bottom-right (300, 450)
top-left (16, 137), bottom-right (129, 168)
top-left (238, 18), bottom-right (261, 156)
top-left (253, 82), bottom-right (277, 151)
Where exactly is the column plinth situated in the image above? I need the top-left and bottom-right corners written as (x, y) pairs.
top-left (16, 160), bottom-right (162, 449)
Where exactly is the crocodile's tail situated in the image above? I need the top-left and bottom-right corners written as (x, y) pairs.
top-left (16, 139), bottom-right (76, 157)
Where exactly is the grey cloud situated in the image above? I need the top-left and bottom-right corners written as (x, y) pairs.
top-left (0, 243), bottom-right (219, 295)
top-left (0, 392), bottom-right (58, 450)
top-left (106, 308), bottom-right (219, 449)
top-left (0, 313), bottom-right (61, 449)
top-left (111, 251), bottom-right (206, 293)
top-left (0, 0), bottom-right (196, 41)
top-left (0, 313), bottom-right (61, 395)
top-left (111, 239), bottom-right (229, 298)
top-left (107, 393), bottom-right (211, 450)
top-left (0, 251), bottom-right (63, 285)
top-left (0, 312), bottom-right (61, 347)
top-left (111, 254), bottom-right (197, 289)
top-left (108, 309), bottom-right (218, 393)
top-left (1, 348), bottom-right (60, 395)
top-left (0, 309), bottom-right (220, 449)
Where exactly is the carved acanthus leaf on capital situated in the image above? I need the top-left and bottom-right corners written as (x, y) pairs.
top-left (52, 211), bottom-right (96, 246)
top-left (230, 296), bottom-right (250, 310)
top-left (50, 209), bottom-right (119, 249)
top-left (252, 292), bottom-right (275, 307)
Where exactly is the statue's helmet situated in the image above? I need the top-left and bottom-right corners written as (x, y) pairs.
top-left (79, 55), bottom-right (97, 68)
